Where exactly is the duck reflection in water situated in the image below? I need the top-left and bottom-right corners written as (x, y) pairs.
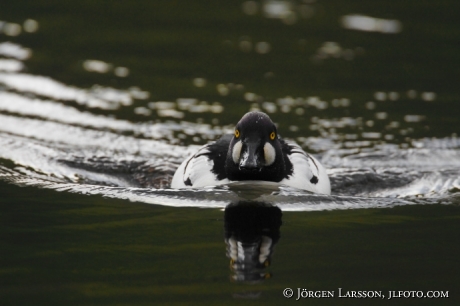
top-left (224, 201), bottom-right (282, 283)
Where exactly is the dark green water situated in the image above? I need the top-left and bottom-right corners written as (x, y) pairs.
top-left (1, 0), bottom-right (460, 305)
top-left (2, 182), bottom-right (459, 305)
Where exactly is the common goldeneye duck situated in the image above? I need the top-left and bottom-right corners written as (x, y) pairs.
top-left (171, 111), bottom-right (331, 194)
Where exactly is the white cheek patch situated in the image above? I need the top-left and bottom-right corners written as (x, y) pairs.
top-left (232, 140), bottom-right (243, 164)
top-left (263, 142), bottom-right (276, 166)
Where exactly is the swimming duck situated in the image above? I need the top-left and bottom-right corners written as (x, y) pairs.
top-left (171, 111), bottom-right (331, 194)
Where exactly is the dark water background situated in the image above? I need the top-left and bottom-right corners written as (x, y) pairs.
top-left (1, 0), bottom-right (460, 305)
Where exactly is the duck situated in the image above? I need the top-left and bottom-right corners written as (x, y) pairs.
top-left (171, 111), bottom-right (331, 194)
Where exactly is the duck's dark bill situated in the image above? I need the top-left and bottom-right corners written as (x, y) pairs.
top-left (239, 141), bottom-right (262, 171)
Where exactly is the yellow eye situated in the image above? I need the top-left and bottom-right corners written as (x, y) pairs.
top-left (234, 129), bottom-right (240, 138)
top-left (270, 132), bottom-right (276, 140)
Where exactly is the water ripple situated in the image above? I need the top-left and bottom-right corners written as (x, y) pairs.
top-left (1, 42), bottom-right (459, 210)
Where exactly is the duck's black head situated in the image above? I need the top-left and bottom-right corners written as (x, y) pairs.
top-left (225, 111), bottom-right (288, 182)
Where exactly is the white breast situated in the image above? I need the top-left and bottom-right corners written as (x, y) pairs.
top-left (280, 141), bottom-right (331, 194)
top-left (170, 145), bottom-right (229, 188)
